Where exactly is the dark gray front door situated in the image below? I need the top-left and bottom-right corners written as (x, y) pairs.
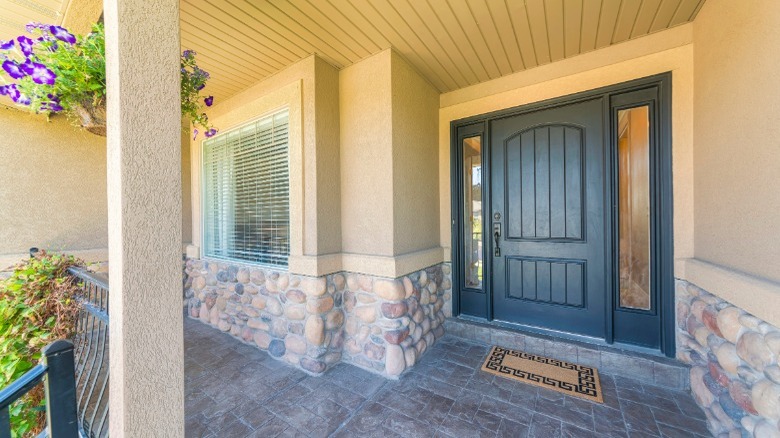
top-left (490, 98), bottom-right (607, 338)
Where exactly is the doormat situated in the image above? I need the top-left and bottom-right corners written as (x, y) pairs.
top-left (481, 346), bottom-right (603, 403)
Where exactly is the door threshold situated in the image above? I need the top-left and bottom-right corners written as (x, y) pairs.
top-left (446, 317), bottom-right (689, 390)
top-left (457, 314), bottom-right (670, 360)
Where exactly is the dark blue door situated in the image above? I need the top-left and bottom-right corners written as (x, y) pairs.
top-left (490, 98), bottom-right (608, 338)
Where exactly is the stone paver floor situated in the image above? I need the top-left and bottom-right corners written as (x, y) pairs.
top-left (184, 317), bottom-right (711, 437)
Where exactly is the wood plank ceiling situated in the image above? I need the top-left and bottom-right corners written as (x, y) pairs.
top-left (0, 0), bottom-right (68, 40)
top-left (181, 0), bottom-right (706, 102)
top-left (0, 0), bottom-right (707, 103)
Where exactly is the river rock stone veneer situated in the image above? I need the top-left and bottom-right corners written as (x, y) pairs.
top-left (183, 259), bottom-right (452, 378)
top-left (677, 280), bottom-right (780, 437)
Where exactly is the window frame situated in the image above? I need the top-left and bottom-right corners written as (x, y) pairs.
top-left (199, 107), bottom-right (292, 269)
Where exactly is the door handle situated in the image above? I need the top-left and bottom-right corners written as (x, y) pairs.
top-left (493, 223), bottom-right (501, 257)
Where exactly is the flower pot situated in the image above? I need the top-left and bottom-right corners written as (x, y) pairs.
top-left (72, 100), bottom-right (106, 136)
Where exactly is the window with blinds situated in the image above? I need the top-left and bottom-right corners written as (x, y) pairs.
top-left (202, 109), bottom-right (290, 266)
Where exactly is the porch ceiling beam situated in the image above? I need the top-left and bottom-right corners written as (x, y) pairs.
top-left (104, 0), bottom-right (184, 435)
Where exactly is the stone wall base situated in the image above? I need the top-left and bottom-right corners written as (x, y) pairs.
top-left (183, 259), bottom-right (452, 378)
top-left (677, 279), bottom-right (780, 437)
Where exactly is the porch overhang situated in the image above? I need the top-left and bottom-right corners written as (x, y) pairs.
top-left (179, 0), bottom-right (707, 102)
top-left (1, 0), bottom-right (706, 106)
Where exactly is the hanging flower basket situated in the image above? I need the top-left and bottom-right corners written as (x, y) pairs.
top-left (71, 99), bottom-right (106, 136)
top-left (0, 22), bottom-right (216, 138)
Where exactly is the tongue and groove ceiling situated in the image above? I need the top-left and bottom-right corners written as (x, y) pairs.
top-left (180, 0), bottom-right (706, 101)
top-left (0, 0), bottom-right (68, 37)
top-left (2, 0), bottom-right (707, 102)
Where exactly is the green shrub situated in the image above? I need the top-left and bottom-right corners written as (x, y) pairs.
top-left (0, 251), bottom-right (82, 437)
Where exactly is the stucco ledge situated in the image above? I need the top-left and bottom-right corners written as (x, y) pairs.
top-left (674, 257), bottom-right (780, 327)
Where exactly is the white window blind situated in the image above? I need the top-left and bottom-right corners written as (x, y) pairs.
top-left (202, 109), bottom-right (290, 266)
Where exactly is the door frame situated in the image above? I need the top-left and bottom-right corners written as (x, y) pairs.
top-left (450, 73), bottom-right (675, 357)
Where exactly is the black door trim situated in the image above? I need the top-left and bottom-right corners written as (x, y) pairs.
top-left (450, 73), bottom-right (675, 357)
top-left (452, 122), bottom-right (489, 319)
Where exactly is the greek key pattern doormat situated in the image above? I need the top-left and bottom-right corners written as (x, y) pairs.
top-left (481, 346), bottom-right (603, 403)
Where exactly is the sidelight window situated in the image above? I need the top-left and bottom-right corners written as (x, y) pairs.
top-left (617, 106), bottom-right (651, 310)
top-left (463, 136), bottom-right (483, 289)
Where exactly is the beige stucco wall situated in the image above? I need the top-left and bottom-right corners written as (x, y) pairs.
top-left (61, 0), bottom-right (103, 34)
top-left (339, 51), bottom-right (394, 257)
top-left (180, 125), bottom-right (192, 246)
top-left (0, 108), bottom-right (107, 267)
top-left (675, 0), bottom-right (780, 326)
top-left (313, 57), bottom-right (342, 257)
top-left (439, 24), bottom-right (695, 268)
top-left (339, 50), bottom-right (443, 276)
top-left (0, 106), bottom-right (192, 270)
top-left (692, 0), bottom-right (780, 284)
top-left (104, 0), bottom-right (184, 432)
top-left (391, 51), bottom-right (441, 256)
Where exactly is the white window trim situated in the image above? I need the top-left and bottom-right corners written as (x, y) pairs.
top-left (192, 80), bottom-right (304, 270)
top-left (199, 108), bottom-right (290, 268)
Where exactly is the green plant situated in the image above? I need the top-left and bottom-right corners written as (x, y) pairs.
top-left (2, 23), bottom-right (104, 116)
top-left (180, 49), bottom-right (216, 138)
top-left (0, 251), bottom-right (82, 437)
top-left (1, 22), bottom-right (216, 137)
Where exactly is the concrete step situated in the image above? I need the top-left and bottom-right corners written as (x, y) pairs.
top-left (444, 318), bottom-right (690, 390)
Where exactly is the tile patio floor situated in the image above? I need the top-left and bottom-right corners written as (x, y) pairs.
top-left (184, 317), bottom-right (711, 437)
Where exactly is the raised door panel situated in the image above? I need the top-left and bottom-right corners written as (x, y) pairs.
top-left (506, 257), bottom-right (585, 307)
top-left (505, 125), bottom-right (584, 240)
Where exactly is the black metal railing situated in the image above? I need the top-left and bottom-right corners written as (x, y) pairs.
top-left (0, 340), bottom-right (79, 438)
top-left (0, 267), bottom-right (110, 437)
top-left (68, 267), bottom-right (109, 438)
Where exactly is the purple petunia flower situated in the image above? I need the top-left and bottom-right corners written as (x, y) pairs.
top-left (193, 129), bottom-right (199, 140)
top-left (183, 50), bottom-right (196, 60)
top-left (2, 60), bottom-right (26, 79)
top-left (17, 36), bottom-right (34, 56)
top-left (204, 96), bottom-right (213, 107)
top-left (49, 26), bottom-right (76, 44)
top-left (0, 40), bottom-right (13, 50)
top-left (31, 63), bottom-right (56, 85)
top-left (5, 84), bottom-right (18, 97)
top-left (46, 94), bottom-right (62, 111)
top-left (196, 83), bottom-right (205, 91)
top-left (193, 67), bottom-right (210, 80)
top-left (19, 58), bottom-right (35, 75)
top-left (3, 84), bottom-right (18, 97)
top-left (205, 128), bottom-right (217, 138)
top-left (26, 22), bottom-right (46, 33)
top-left (6, 85), bottom-right (28, 105)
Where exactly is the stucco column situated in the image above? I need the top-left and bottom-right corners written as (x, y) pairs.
top-left (104, 0), bottom-right (184, 436)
